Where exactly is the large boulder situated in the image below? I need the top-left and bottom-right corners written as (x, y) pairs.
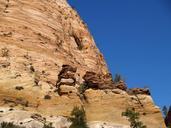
top-left (114, 80), bottom-right (127, 91)
top-left (83, 71), bottom-right (115, 89)
top-left (127, 88), bottom-right (151, 95)
top-left (56, 65), bottom-right (77, 86)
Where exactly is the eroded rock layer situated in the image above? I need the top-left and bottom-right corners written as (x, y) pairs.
top-left (0, 0), bottom-right (165, 128)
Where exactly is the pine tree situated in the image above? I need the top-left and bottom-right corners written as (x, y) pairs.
top-left (68, 106), bottom-right (89, 128)
top-left (0, 122), bottom-right (25, 128)
top-left (122, 108), bottom-right (147, 128)
top-left (114, 74), bottom-right (123, 83)
top-left (162, 106), bottom-right (168, 117)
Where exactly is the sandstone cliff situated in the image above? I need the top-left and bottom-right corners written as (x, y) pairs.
top-left (0, 0), bottom-right (165, 128)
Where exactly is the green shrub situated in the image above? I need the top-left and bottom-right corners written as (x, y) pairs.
top-left (44, 95), bottom-right (51, 100)
top-left (68, 106), bottom-right (89, 128)
top-left (78, 83), bottom-right (88, 101)
top-left (122, 108), bottom-right (147, 128)
top-left (162, 106), bottom-right (168, 117)
top-left (43, 123), bottom-right (54, 128)
top-left (78, 83), bottom-right (88, 94)
top-left (162, 106), bottom-right (171, 128)
top-left (0, 122), bottom-right (25, 128)
top-left (15, 86), bottom-right (24, 91)
top-left (114, 74), bottom-right (123, 83)
top-left (1, 47), bottom-right (9, 57)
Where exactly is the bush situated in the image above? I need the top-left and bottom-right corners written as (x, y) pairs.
top-left (122, 108), bottom-right (147, 128)
top-left (43, 123), bottom-right (54, 128)
top-left (162, 106), bottom-right (171, 128)
top-left (78, 83), bottom-right (88, 101)
top-left (44, 95), bottom-right (51, 100)
top-left (114, 74), bottom-right (123, 83)
top-left (1, 47), bottom-right (9, 57)
top-left (0, 122), bottom-right (25, 128)
top-left (15, 86), bottom-right (24, 91)
top-left (78, 83), bottom-right (88, 94)
top-left (163, 106), bottom-right (168, 117)
top-left (68, 106), bottom-right (89, 128)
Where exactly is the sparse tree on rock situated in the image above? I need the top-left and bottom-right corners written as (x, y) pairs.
top-left (122, 108), bottom-right (147, 128)
top-left (68, 106), bottom-right (89, 128)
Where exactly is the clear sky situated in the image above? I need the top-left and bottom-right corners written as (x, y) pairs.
top-left (68, 0), bottom-right (171, 108)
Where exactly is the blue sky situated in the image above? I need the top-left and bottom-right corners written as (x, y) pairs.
top-left (68, 0), bottom-right (171, 108)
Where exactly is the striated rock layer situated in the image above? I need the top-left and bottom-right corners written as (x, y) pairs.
top-left (0, 0), bottom-right (165, 128)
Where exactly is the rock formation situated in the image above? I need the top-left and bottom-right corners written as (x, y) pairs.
top-left (0, 0), bottom-right (165, 128)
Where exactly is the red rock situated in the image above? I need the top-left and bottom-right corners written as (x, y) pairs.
top-left (114, 80), bottom-right (127, 91)
top-left (83, 71), bottom-right (114, 89)
top-left (127, 88), bottom-right (151, 95)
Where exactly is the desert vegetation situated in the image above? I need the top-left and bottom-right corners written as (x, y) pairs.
top-left (0, 122), bottom-right (25, 128)
top-left (78, 83), bottom-right (88, 101)
top-left (114, 74), bottom-right (123, 83)
top-left (162, 106), bottom-right (171, 128)
top-left (44, 95), bottom-right (51, 100)
top-left (1, 47), bottom-right (9, 57)
top-left (43, 123), bottom-right (54, 128)
top-left (122, 108), bottom-right (147, 128)
top-left (68, 106), bottom-right (89, 128)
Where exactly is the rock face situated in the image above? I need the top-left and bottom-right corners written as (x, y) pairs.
top-left (0, 0), bottom-right (165, 128)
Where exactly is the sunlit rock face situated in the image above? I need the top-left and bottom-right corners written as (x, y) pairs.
top-left (0, 0), bottom-right (165, 128)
